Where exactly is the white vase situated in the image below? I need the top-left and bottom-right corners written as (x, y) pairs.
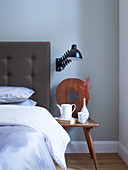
top-left (81, 98), bottom-right (89, 119)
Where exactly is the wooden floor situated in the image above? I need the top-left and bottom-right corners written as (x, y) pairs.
top-left (56, 153), bottom-right (128, 170)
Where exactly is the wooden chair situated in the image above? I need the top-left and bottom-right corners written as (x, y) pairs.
top-left (56, 78), bottom-right (99, 170)
top-left (56, 78), bottom-right (89, 117)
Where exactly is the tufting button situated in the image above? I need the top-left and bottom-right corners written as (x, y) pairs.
top-left (7, 72), bottom-right (11, 77)
top-left (31, 72), bottom-right (34, 77)
top-left (31, 56), bottom-right (36, 60)
top-left (7, 56), bottom-right (11, 60)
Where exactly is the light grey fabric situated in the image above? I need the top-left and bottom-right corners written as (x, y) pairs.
top-left (0, 86), bottom-right (35, 103)
top-left (0, 42), bottom-right (50, 110)
top-left (1, 99), bottom-right (37, 106)
top-left (0, 125), bottom-right (56, 170)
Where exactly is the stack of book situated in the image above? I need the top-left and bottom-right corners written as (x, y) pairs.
top-left (55, 117), bottom-right (77, 124)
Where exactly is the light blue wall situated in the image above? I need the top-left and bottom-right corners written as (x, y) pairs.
top-left (119, 0), bottom-right (128, 150)
top-left (0, 0), bottom-right (119, 141)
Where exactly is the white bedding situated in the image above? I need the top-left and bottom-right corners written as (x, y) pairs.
top-left (0, 105), bottom-right (70, 170)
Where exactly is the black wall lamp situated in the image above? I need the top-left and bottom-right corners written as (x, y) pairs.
top-left (56, 44), bottom-right (83, 71)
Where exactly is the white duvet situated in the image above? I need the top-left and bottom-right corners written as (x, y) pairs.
top-left (0, 105), bottom-right (70, 170)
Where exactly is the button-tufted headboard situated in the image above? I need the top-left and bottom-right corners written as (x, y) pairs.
top-left (0, 42), bottom-right (50, 110)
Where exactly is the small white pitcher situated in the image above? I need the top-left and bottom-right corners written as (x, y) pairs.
top-left (57, 104), bottom-right (76, 119)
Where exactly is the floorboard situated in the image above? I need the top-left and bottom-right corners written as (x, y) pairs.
top-left (56, 153), bottom-right (128, 170)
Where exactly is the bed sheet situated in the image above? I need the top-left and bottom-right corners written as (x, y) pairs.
top-left (0, 105), bottom-right (70, 170)
top-left (0, 125), bottom-right (56, 170)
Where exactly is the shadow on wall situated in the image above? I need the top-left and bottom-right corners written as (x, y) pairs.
top-left (50, 85), bottom-right (60, 117)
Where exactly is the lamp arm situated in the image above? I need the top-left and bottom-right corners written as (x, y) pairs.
top-left (56, 50), bottom-right (71, 71)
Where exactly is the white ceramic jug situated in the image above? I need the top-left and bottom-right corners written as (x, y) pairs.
top-left (57, 104), bottom-right (76, 119)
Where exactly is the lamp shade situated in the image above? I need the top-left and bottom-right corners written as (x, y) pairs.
top-left (67, 44), bottom-right (82, 61)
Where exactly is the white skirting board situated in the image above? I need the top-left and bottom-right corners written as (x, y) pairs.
top-left (117, 142), bottom-right (128, 166)
top-left (66, 141), bottom-right (118, 153)
top-left (66, 141), bottom-right (128, 166)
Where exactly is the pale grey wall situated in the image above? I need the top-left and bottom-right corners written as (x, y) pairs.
top-left (119, 0), bottom-right (128, 150)
top-left (0, 0), bottom-right (119, 141)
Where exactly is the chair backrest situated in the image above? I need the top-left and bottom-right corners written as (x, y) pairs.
top-left (56, 78), bottom-right (89, 117)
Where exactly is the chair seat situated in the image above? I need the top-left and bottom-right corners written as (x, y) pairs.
top-left (58, 118), bottom-right (99, 128)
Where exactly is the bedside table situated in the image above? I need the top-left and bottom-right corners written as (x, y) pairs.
top-left (59, 118), bottom-right (99, 170)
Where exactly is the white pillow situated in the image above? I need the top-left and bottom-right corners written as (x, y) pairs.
top-left (1, 99), bottom-right (37, 106)
top-left (0, 86), bottom-right (35, 103)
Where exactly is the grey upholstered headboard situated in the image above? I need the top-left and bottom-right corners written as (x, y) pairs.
top-left (0, 42), bottom-right (50, 110)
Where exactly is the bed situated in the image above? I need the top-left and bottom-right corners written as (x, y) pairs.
top-left (0, 42), bottom-right (70, 170)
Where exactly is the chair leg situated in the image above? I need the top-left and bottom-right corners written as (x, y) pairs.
top-left (83, 127), bottom-right (93, 158)
top-left (83, 127), bottom-right (99, 170)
